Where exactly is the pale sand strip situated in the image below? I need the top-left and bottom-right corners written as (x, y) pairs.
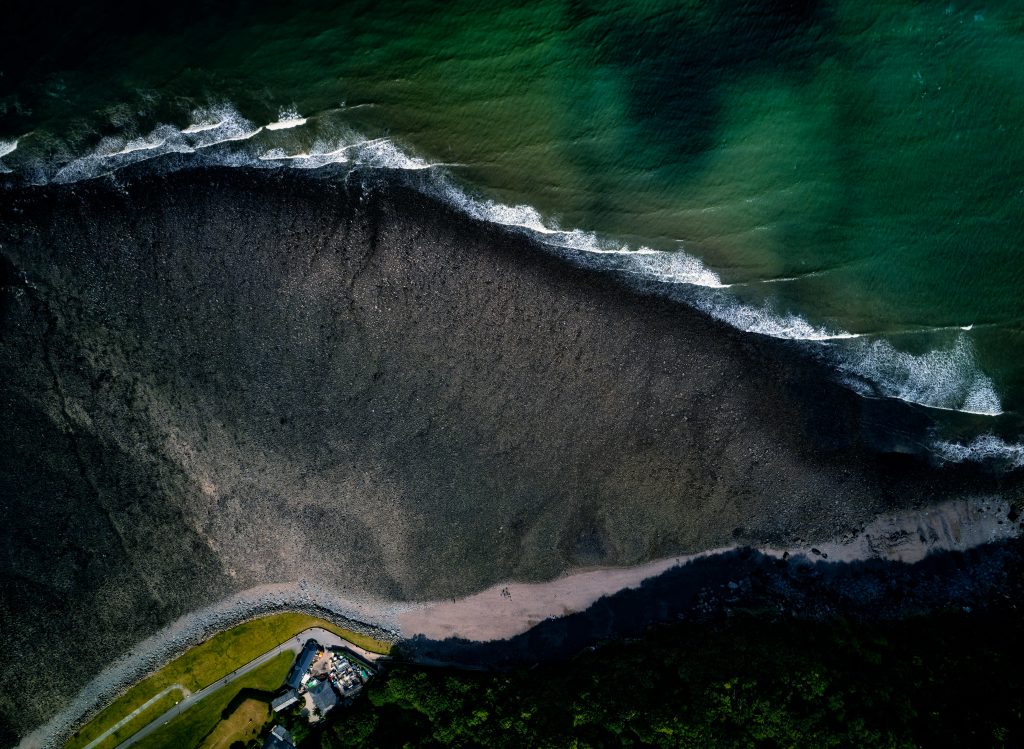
top-left (398, 551), bottom-right (726, 642)
top-left (23, 497), bottom-right (1017, 749)
top-left (398, 496), bottom-right (1018, 641)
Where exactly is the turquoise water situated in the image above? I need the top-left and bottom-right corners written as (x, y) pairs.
top-left (2, 0), bottom-right (1023, 454)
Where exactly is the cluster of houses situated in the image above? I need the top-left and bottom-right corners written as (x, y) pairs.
top-left (263, 638), bottom-right (376, 748)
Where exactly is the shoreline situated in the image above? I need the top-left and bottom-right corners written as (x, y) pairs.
top-left (4, 165), bottom-right (1023, 744)
top-left (397, 495), bottom-right (1019, 642)
top-left (19, 590), bottom-right (405, 749)
top-left (24, 496), bottom-right (1020, 749)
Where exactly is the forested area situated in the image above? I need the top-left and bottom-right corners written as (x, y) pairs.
top-left (313, 611), bottom-right (1022, 748)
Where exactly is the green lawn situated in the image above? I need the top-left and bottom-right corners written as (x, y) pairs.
top-left (199, 698), bottom-right (271, 749)
top-left (66, 612), bottom-right (391, 749)
top-left (68, 690), bottom-right (183, 749)
top-left (132, 652), bottom-right (293, 749)
top-left (92, 692), bottom-right (182, 749)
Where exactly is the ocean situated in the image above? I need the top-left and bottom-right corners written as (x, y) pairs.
top-left (2, 0), bottom-right (1023, 463)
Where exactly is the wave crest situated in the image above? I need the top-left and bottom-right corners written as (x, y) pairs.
top-left (934, 434), bottom-right (1024, 469)
top-left (837, 335), bottom-right (1002, 416)
top-left (6, 102), bottom-right (1010, 427)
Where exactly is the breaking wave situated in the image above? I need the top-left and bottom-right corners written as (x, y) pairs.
top-left (0, 138), bottom-right (18, 173)
top-left (934, 434), bottom-right (1024, 470)
top-left (2, 103), bottom-right (1008, 426)
top-left (835, 336), bottom-right (1002, 416)
top-left (428, 183), bottom-right (1001, 417)
top-left (8, 104), bottom-right (435, 184)
top-left (265, 107), bottom-right (308, 131)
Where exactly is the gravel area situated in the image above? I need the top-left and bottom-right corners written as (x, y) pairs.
top-left (2, 165), bottom-right (1021, 744)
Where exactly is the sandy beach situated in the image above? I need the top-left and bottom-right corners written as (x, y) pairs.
top-left (24, 494), bottom-right (1019, 749)
top-left (398, 496), bottom-right (1019, 642)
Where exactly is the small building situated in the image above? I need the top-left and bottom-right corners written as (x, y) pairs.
top-left (271, 689), bottom-right (300, 713)
top-left (308, 679), bottom-right (339, 714)
top-left (285, 639), bottom-right (321, 690)
top-left (263, 724), bottom-right (295, 749)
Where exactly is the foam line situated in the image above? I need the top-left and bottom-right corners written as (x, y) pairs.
top-left (933, 434), bottom-right (1024, 469)
top-left (182, 121), bottom-right (224, 134)
top-left (266, 117), bottom-right (307, 131)
top-left (10, 103), bottom-right (1011, 424)
top-left (265, 108), bottom-right (307, 130)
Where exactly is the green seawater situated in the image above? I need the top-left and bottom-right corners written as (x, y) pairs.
top-left (2, 0), bottom-right (1023, 438)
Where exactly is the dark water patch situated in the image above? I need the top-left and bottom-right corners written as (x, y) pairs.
top-left (573, 0), bottom-right (833, 177)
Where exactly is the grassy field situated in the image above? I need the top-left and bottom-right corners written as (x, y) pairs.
top-left (133, 652), bottom-right (293, 749)
top-left (198, 698), bottom-right (271, 749)
top-left (66, 613), bottom-right (391, 749)
top-left (67, 690), bottom-right (184, 749)
top-left (91, 692), bottom-right (182, 749)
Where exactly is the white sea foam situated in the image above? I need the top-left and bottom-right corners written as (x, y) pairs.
top-left (836, 335), bottom-right (1002, 415)
top-left (194, 127), bottom-right (264, 148)
top-left (266, 108), bottom-right (308, 130)
top-left (53, 124), bottom-right (193, 183)
top-left (353, 138), bottom-right (435, 170)
top-left (933, 434), bottom-right (1024, 469)
top-left (182, 120), bottom-right (224, 134)
top-left (447, 192), bottom-right (727, 287)
top-left (0, 138), bottom-right (18, 159)
top-left (46, 106), bottom-right (266, 183)
top-left (625, 251), bottom-right (731, 288)
top-left (266, 118), bottom-right (307, 131)
top-left (106, 136), bottom-right (168, 156)
top-left (255, 136), bottom-right (435, 171)
top-left (183, 105), bottom-right (262, 148)
top-left (15, 104), bottom-right (1011, 422)
top-left (695, 297), bottom-right (862, 341)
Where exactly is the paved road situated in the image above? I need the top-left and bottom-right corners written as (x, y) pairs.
top-left (82, 685), bottom-right (190, 749)
top-left (113, 628), bottom-right (382, 749)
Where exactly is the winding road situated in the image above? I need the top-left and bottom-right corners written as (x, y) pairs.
top-left (111, 628), bottom-right (382, 749)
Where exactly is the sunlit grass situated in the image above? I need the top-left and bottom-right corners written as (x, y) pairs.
top-left (66, 613), bottom-right (390, 749)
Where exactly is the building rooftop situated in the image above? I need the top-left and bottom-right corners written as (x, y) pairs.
top-left (309, 679), bottom-right (339, 714)
top-left (285, 639), bottom-right (321, 690)
top-left (271, 689), bottom-right (300, 713)
top-left (263, 724), bottom-right (295, 749)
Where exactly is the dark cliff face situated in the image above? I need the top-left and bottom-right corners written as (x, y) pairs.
top-left (0, 166), bottom-right (1020, 739)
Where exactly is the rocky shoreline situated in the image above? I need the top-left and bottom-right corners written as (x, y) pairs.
top-left (22, 493), bottom-right (1021, 748)
top-left (18, 586), bottom-right (400, 749)
top-left (2, 163), bottom-right (1023, 742)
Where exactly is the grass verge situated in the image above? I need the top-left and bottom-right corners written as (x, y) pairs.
top-left (90, 692), bottom-right (181, 749)
top-left (66, 612), bottom-right (390, 749)
top-left (198, 698), bottom-right (271, 749)
top-left (133, 652), bottom-right (292, 749)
